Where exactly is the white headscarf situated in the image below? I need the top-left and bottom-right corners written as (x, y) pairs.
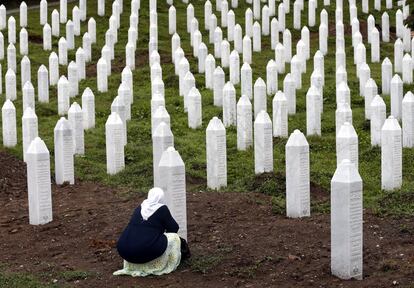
top-left (141, 187), bottom-right (165, 220)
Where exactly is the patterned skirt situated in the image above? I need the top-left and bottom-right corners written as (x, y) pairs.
top-left (113, 233), bottom-right (182, 277)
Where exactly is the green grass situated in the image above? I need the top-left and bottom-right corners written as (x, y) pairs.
top-left (0, 271), bottom-right (58, 288)
top-left (1, 0), bottom-right (414, 216)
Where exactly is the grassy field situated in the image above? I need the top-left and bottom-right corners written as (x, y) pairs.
top-left (0, 0), bottom-right (413, 216)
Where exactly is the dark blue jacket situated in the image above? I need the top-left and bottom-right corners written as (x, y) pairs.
top-left (116, 205), bottom-right (179, 264)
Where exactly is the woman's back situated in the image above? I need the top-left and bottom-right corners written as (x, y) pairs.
top-left (117, 205), bottom-right (179, 264)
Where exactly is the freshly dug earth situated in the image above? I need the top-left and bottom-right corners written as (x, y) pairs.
top-left (0, 151), bottom-right (413, 288)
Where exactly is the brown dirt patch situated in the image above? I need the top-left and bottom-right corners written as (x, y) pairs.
top-left (0, 151), bottom-right (413, 287)
top-left (28, 34), bottom-right (43, 44)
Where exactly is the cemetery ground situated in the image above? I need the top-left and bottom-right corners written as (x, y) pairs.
top-left (0, 151), bottom-right (414, 287)
top-left (0, 0), bottom-right (414, 287)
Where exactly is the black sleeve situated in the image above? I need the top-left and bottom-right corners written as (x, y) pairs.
top-left (159, 206), bottom-right (179, 233)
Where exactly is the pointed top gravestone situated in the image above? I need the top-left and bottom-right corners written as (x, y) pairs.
top-left (381, 116), bottom-right (402, 191)
top-left (286, 129), bottom-right (310, 218)
top-left (158, 147), bottom-right (187, 240)
top-left (26, 137), bottom-right (53, 225)
top-left (54, 117), bottom-right (74, 185)
top-left (331, 159), bottom-right (363, 280)
top-left (206, 117), bottom-right (227, 190)
top-left (105, 112), bottom-right (125, 175)
top-left (254, 110), bottom-right (273, 174)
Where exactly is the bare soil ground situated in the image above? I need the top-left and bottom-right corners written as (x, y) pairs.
top-left (0, 151), bottom-right (413, 288)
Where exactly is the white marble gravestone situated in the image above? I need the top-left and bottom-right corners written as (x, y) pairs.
top-left (306, 86), bottom-right (321, 136)
top-left (0, 6), bottom-right (5, 30)
top-left (402, 92), bottom-right (414, 148)
top-left (241, 62), bottom-right (253, 100)
top-left (122, 67), bottom-right (134, 104)
top-left (331, 159), bottom-right (363, 280)
top-left (152, 106), bottom-right (171, 137)
top-left (198, 43), bottom-right (207, 73)
top-left (275, 43), bottom-right (285, 73)
top-left (402, 54), bottom-right (413, 84)
top-left (43, 24), bottom-right (52, 51)
top-left (229, 50), bottom-right (240, 85)
top-left (284, 73), bottom-right (296, 115)
top-left (106, 112), bottom-right (125, 175)
top-left (337, 122), bottom-right (358, 170)
top-left (370, 95), bottom-right (386, 147)
top-left (394, 39), bottom-right (403, 73)
top-left (118, 82), bottom-right (132, 121)
top-left (336, 81), bottom-right (350, 106)
top-left (206, 117), bottom-right (227, 190)
top-left (2, 99), bottom-right (17, 147)
top-left (183, 72), bottom-right (195, 111)
top-left (266, 60), bottom-right (277, 95)
top-left (243, 36), bottom-right (252, 64)
top-left (21, 55), bottom-right (31, 88)
top-left (76, 48), bottom-right (86, 80)
top-left (57, 76), bottom-right (70, 115)
top-left (188, 87), bottom-right (202, 129)
top-left (82, 88), bottom-right (95, 130)
top-left (391, 74), bottom-right (403, 120)
top-left (234, 24), bottom-right (243, 52)
top-left (381, 57), bottom-right (392, 95)
top-left (97, 58), bottom-right (108, 92)
top-left (40, 0), bottom-right (48, 25)
top-left (153, 122), bottom-right (174, 185)
top-left (26, 137), bottom-right (53, 225)
top-left (286, 129), bottom-right (310, 218)
top-left (8, 17), bottom-right (16, 44)
top-left (381, 116), bottom-right (402, 191)
top-left (52, 9), bottom-right (59, 36)
top-left (237, 95), bottom-right (253, 151)
top-left (364, 78), bottom-right (377, 120)
top-left (48, 52), bottom-right (59, 87)
top-left (60, 0), bottom-right (67, 23)
top-left (254, 110), bottom-right (273, 174)
top-left (213, 66), bottom-right (225, 107)
top-left (54, 117), bottom-right (74, 185)
top-left (335, 101), bottom-right (352, 135)
top-left (283, 30), bottom-right (292, 62)
top-left (253, 22), bottom-right (261, 52)
top-left (5, 69), bottom-right (16, 101)
top-left (68, 102), bottom-right (84, 155)
top-left (111, 96), bottom-right (127, 146)
top-left (272, 91), bottom-right (288, 137)
top-left (58, 37), bottom-right (68, 65)
top-left (0, 33), bottom-right (3, 60)
top-left (68, 61), bottom-right (79, 98)
top-left (19, 28), bottom-right (28, 55)
top-left (158, 147), bottom-right (187, 240)
top-left (223, 82), bottom-right (237, 127)
top-left (7, 43), bottom-right (16, 72)
top-left (88, 18), bottom-right (96, 43)
top-left (254, 77), bottom-right (266, 118)
top-left (22, 81), bottom-right (35, 112)
top-left (66, 20), bottom-right (74, 50)
top-left (205, 54), bottom-right (215, 89)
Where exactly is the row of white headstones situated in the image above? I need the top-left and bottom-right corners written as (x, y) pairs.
top-left (0, 0), bottom-right (411, 281)
top-left (154, 0), bottom-right (411, 280)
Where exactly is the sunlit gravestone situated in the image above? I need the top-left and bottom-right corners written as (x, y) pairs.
top-left (157, 147), bottom-right (187, 240)
top-left (106, 112), bottom-right (125, 175)
top-left (54, 117), bottom-right (74, 185)
top-left (26, 137), bottom-right (53, 225)
top-left (206, 117), bottom-right (227, 190)
top-left (331, 159), bottom-right (363, 280)
top-left (286, 130), bottom-right (310, 218)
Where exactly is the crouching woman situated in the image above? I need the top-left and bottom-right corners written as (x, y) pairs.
top-left (113, 188), bottom-right (189, 277)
